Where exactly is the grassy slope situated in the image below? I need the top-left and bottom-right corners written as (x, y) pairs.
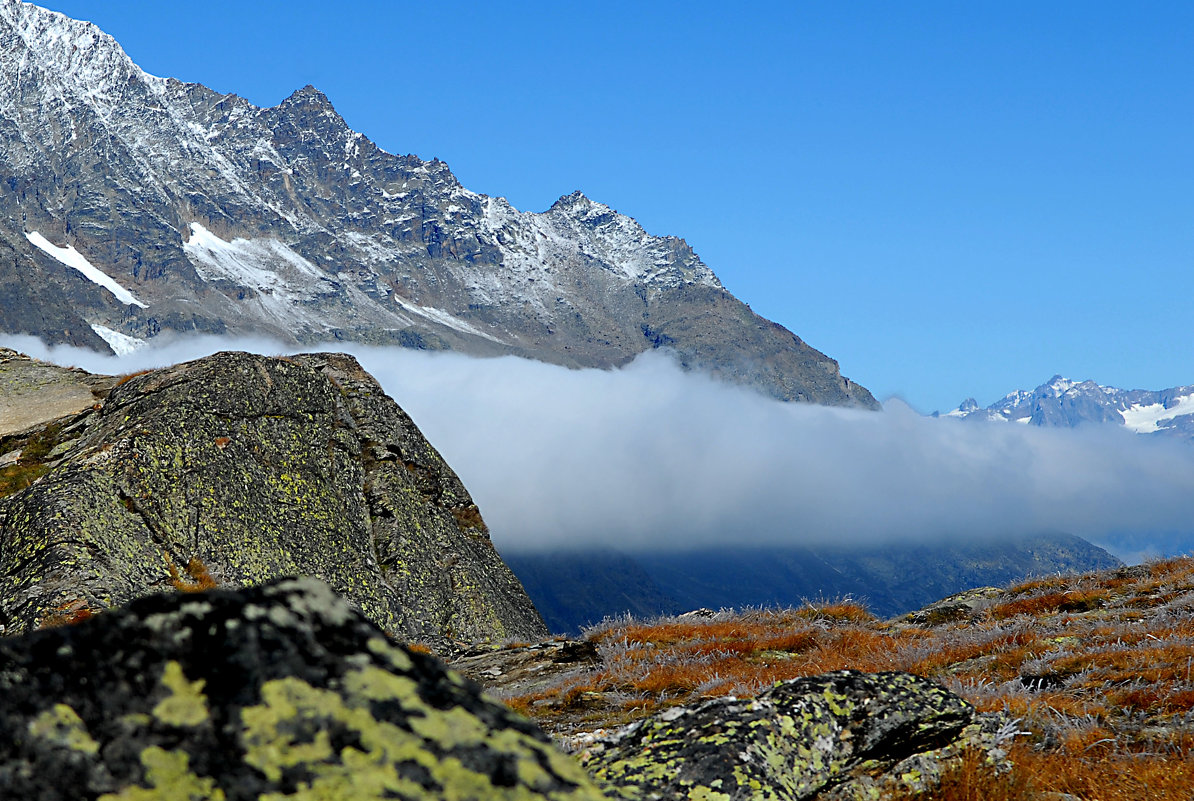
top-left (485, 557), bottom-right (1194, 799)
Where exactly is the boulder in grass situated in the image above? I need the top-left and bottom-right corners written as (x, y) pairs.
top-left (580, 670), bottom-right (1013, 800)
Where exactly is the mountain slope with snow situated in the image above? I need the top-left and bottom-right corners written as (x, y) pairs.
top-left (0, 0), bottom-right (875, 407)
top-left (944, 375), bottom-right (1194, 441)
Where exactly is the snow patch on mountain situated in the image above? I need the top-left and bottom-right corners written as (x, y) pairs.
top-left (946, 376), bottom-right (1194, 441)
top-left (1120, 395), bottom-right (1194, 434)
top-left (89, 324), bottom-right (145, 356)
top-left (183, 222), bottom-right (338, 326)
top-left (0, 0), bottom-right (878, 408)
top-left (392, 297), bottom-right (505, 344)
top-left (25, 231), bottom-right (147, 308)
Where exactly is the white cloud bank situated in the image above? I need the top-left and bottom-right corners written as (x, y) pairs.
top-left (6, 333), bottom-right (1194, 559)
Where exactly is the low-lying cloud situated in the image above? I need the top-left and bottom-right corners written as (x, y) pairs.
top-left (7, 333), bottom-right (1194, 560)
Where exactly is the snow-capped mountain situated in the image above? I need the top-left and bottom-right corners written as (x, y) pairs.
top-left (943, 375), bottom-right (1194, 440)
top-left (0, 0), bottom-right (876, 408)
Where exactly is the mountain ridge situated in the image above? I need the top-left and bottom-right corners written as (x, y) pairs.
top-left (942, 374), bottom-right (1194, 440)
top-left (0, 0), bottom-right (877, 408)
top-left (505, 532), bottom-right (1123, 633)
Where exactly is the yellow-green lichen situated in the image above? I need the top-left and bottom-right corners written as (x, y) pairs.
top-left (240, 665), bottom-right (605, 800)
top-left (365, 636), bottom-right (413, 672)
top-left (28, 703), bottom-right (99, 754)
top-left (689, 787), bottom-right (732, 801)
top-left (152, 661), bottom-right (209, 727)
top-left (98, 746), bottom-right (225, 801)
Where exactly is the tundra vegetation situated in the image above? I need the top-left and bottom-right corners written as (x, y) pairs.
top-left (466, 557), bottom-right (1194, 799)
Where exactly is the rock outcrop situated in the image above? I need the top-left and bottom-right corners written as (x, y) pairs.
top-left (0, 347), bottom-right (117, 437)
top-left (0, 349), bottom-right (547, 647)
top-left (0, 576), bottom-right (604, 800)
top-left (580, 670), bottom-right (1012, 800)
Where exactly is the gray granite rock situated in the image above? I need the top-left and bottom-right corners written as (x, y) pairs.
top-left (0, 349), bottom-right (546, 648)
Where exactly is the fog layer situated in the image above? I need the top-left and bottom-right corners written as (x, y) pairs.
top-left (7, 334), bottom-right (1194, 558)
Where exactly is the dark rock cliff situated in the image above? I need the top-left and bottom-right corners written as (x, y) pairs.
top-left (0, 349), bottom-right (547, 647)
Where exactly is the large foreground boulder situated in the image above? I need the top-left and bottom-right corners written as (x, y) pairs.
top-left (0, 350), bottom-right (546, 646)
top-left (580, 670), bottom-right (1012, 800)
top-left (0, 577), bottom-right (604, 800)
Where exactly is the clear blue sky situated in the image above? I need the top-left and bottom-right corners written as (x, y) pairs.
top-left (38, 1), bottom-right (1194, 412)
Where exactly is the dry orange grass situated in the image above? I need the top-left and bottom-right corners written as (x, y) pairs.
top-left (889, 747), bottom-right (1033, 801)
top-left (38, 599), bottom-right (96, 628)
top-left (989, 589), bottom-right (1107, 620)
top-left (168, 556), bottom-right (219, 592)
top-left (892, 743), bottom-right (1194, 801)
top-left (496, 557), bottom-right (1194, 797)
top-left (113, 369), bottom-right (153, 387)
top-left (1023, 746), bottom-right (1194, 801)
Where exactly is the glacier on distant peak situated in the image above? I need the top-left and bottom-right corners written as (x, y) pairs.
top-left (944, 375), bottom-right (1194, 441)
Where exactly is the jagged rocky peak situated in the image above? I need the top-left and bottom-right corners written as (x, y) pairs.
top-left (550, 189), bottom-right (593, 210)
top-left (283, 83), bottom-right (334, 107)
top-left (0, 1), bottom-right (877, 408)
top-left (0, 349), bottom-right (547, 647)
top-left (0, 0), bottom-right (134, 85)
top-left (947, 374), bottom-right (1194, 440)
top-left (1043, 374), bottom-right (1077, 396)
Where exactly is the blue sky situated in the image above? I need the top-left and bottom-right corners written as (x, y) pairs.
top-left (38, 1), bottom-right (1194, 412)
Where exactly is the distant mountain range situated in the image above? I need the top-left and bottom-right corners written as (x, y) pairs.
top-left (939, 375), bottom-right (1194, 440)
top-left (0, 0), bottom-right (875, 408)
top-left (505, 532), bottom-right (1122, 633)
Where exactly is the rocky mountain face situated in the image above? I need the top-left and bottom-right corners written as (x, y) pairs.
top-left (0, 0), bottom-right (876, 408)
top-left (0, 348), bottom-right (546, 647)
top-left (943, 374), bottom-right (1194, 440)
top-left (505, 532), bottom-right (1122, 633)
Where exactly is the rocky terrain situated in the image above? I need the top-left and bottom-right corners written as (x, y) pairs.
top-left (581, 670), bottom-right (1011, 800)
top-left (943, 374), bottom-right (1194, 441)
top-left (0, 576), bottom-right (606, 800)
top-left (0, 348), bottom-right (545, 647)
top-left (4, 543), bottom-right (1191, 798)
top-left (456, 557), bottom-right (1194, 799)
top-left (0, 573), bottom-right (1019, 800)
top-left (506, 533), bottom-right (1122, 633)
top-left (0, 0), bottom-right (875, 408)
top-left (0, 348), bottom-right (115, 437)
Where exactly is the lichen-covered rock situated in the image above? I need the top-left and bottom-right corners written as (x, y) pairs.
top-left (0, 576), bottom-right (605, 800)
top-left (580, 670), bottom-right (1012, 800)
top-left (0, 350), bottom-right (547, 647)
